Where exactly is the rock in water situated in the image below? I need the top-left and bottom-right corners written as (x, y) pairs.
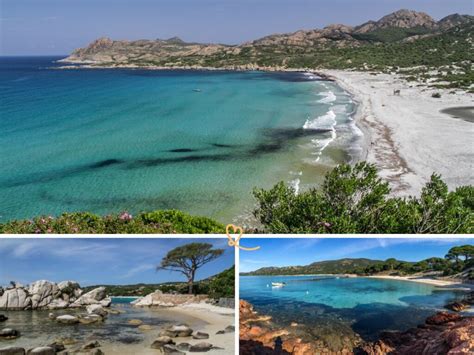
top-left (55, 315), bottom-right (79, 324)
top-left (193, 331), bottom-right (209, 339)
top-left (25, 347), bottom-right (55, 355)
top-left (0, 315), bottom-right (7, 322)
top-left (0, 346), bottom-right (25, 355)
top-left (70, 287), bottom-right (107, 307)
top-left (86, 304), bottom-right (107, 317)
top-left (127, 319), bottom-right (143, 325)
top-left (189, 342), bottom-right (213, 352)
top-left (0, 328), bottom-right (20, 339)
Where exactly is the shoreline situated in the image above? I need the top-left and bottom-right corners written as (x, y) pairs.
top-left (322, 69), bottom-right (474, 196)
top-left (367, 275), bottom-right (474, 289)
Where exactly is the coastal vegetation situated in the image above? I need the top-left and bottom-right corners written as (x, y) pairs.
top-left (157, 242), bottom-right (225, 294)
top-left (1, 162), bottom-right (472, 234)
top-left (83, 266), bottom-right (235, 299)
top-left (0, 209), bottom-right (225, 234)
top-left (240, 245), bottom-right (474, 279)
top-left (253, 162), bottom-right (473, 234)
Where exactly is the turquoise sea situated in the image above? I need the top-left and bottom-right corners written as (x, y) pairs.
top-left (0, 57), bottom-right (360, 223)
top-left (240, 275), bottom-right (467, 342)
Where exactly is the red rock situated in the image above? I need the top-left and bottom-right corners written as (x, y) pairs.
top-left (426, 312), bottom-right (462, 325)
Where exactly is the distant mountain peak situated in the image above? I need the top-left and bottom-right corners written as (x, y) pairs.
top-left (355, 9), bottom-right (437, 33)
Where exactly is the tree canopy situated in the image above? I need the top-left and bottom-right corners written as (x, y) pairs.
top-left (157, 243), bottom-right (225, 294)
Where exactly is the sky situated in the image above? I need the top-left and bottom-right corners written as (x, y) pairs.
top-left (1, 0), bottom-right (472, 55)
top-left (239, 238), bottom-right (474, 272)
top-left (0, 238), bottom-right (234, 286)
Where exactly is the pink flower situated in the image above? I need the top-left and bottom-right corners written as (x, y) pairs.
top-left (119, 212), bottom-right (132, 221)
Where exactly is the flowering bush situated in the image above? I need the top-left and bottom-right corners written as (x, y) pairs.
top-left (0, 210), bottom-right (225, 234)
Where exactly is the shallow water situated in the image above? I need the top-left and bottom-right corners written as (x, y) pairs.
top-left (0, 300), bottom-right (205, 351)
top-left (0, 57), bottom-right (360, 223)
top-left (240, 276), bottom-right (467, 342)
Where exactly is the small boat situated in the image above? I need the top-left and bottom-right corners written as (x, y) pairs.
top-left (192, 89), bottom-right (202, 92)
top-left (271, 282), bottom-right (286, 288)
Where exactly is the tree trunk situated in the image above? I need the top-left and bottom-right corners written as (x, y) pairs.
top-left (188, 268), bottom-right (196, 294)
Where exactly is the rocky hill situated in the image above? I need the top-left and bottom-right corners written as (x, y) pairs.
top-left (62, 9), bottom-right (473, 72)
top-left (240, 258), bottom-right (387, 276)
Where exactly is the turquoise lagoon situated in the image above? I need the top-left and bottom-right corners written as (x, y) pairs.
top-left (240, 275), bottom-right (467, 341)
top-left (0, 57), bottom-right (360, 222)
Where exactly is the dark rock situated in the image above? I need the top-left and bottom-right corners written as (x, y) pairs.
top-left (215, 330), bottom-right (225, 335)
top-left (224, 325), bottom-right (235, 333)
top-left (81, 341), bottom-right (100, 350)
top-left (445, 301), bottom-right (470, 312)
top-left (0, 315), bottom-right (7, 322)
top-left (192, 331), bottom-right (209, 339)
top-left (46, 342), bottom-right (65, 353)
top-left (0, 347), bottom-right (25, 355)
top-left (176, 343), bottom-right (191, 351)
top-left (85, 350), bottom-right (104, 355)
top-left (151, 336), bottom-right (175, 349)
top-left (189, 342), bottom-right (213, 352)
top-left (26, 347), bottom-right (55, 355)
top-left (0, 328), bottom-right (20, 340)
top-left (426, 312), bottom-right (461, 325)
top-left (162, 344), bottom-right (185, 355)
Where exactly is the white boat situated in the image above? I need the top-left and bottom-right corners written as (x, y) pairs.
top-left (271, 282), bottom-right (286, 287)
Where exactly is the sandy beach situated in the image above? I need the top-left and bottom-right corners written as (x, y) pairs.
top-left (323, 70), bottom-right (474, 196)
top-left (367, 274), bottom-right (474, 290)
top-left (100, 302), bottom-right (235, 354)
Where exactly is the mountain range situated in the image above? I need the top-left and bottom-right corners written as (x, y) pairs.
top-left (63, 9), bottom-right (473, 71)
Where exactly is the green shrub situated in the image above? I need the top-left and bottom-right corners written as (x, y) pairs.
top-left (207, 266), bottom-right (235, 299)
top-left (0, 210), bottom-right (225, 234)
top-left (253, 162), bottom-right (473, 234)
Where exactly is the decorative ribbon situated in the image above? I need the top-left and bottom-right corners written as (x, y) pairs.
top-left (226, 224), bottom-right (260, 251)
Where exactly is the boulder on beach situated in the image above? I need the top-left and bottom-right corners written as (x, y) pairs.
top-left (150, 336), bottom-right (175, 349)
top-left (0, 346), bottom-right (25, 355)
top-left (162, 344), bottom-right (185, 354)
top-left (160, 325), bottom-right (193, 338)
top-left (0, 315), bottom-right (7, 322)
top-left (176, 343), bottom-right (191, 351)
top-left (25, 347), bottom-right (55, 355)
top-left (0, 328), bottom-right (20, 340)
top-left (78, 314), bottom-right (103, 324)
top-left (55, 315), bottom-right (79, 324)
top-left (189, 342), bottom-right (213, 352)
top-left (193, 331), bottom-right (209, 339)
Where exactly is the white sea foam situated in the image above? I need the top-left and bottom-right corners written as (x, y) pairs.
top-left (303, 110), bottom-right (337, 131)
top-left (317, 91), bottom-right (337, 104)
top-left (289, 178), bottom-right (301, 195)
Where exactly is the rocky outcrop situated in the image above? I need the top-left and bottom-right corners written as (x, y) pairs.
top-left (360, 312), bottom-right (474, 355)
top-left (61, 9), bottom-right (473, 69)
top-left (354, 9), bottom-right (437, 33)
top-left (131, 290), bottom-right (207, 307)
top-left (0, 281), bottom-right (110, 310)
top-left (239, 300), bottom-right (350, 355)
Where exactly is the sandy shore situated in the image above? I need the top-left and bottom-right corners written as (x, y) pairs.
top-left (101, 303), bottom-right (235, 354)
top-left (368, 275), bottom-right (474, 289)
top-left (323, 70), bottom-right (474, 196)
